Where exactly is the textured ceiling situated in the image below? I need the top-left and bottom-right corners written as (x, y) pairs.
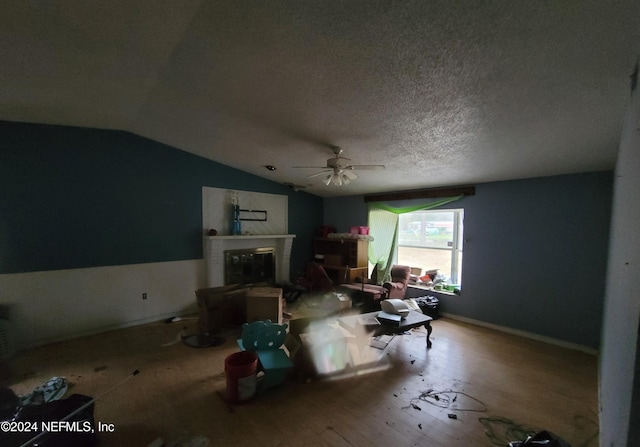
top-left (1, 1), bottom-right (639, 197)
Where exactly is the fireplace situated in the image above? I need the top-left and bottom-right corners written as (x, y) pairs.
top-left (225, 247), bottom-right (275, 285)
top-left (204, 234), bottom-right (295, 287)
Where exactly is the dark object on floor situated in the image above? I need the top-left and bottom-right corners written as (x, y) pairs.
top-left (0, 387), bottom-right (18, 420)
top-left (414, 296), bottom-right (440, 319)
top-left (1, 394), bottom-right (98, 447)
top-left (508, 430), bottom-right (572, 447)
top-left (0, 358), bottom-right (12, 384)
top-left (182, 332), bottom-right (225, 348)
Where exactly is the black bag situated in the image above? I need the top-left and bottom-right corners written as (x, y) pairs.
top-left (415, 296), bottom-right (440, 319)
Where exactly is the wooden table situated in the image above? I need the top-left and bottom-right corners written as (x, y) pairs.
top-left (338, 309), bottom-right (433, 348)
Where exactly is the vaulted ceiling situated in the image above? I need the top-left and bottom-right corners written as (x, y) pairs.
top-left (1, 1), bottom-right (639, 197)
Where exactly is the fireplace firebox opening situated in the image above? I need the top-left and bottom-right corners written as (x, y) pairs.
top-left (224, 247), bottom-right (276, 286)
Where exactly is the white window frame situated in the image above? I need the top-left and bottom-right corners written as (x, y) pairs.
top-left (397, 208), bottom-right (464, 285)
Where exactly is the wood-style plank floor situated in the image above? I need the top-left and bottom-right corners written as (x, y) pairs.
top-left (3, 294), bottom-right (599, 447)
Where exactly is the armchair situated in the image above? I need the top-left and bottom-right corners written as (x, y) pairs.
top-left (383, 265), bottom-right (411, 299)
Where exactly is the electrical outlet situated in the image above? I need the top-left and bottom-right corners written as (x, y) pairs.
top-left (142, 293), bottom-right (147, 300)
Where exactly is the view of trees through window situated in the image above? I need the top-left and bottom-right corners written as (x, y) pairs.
top-left (397, 209), bottom-right (464, 285)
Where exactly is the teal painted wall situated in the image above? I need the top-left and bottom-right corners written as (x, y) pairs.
top-left (0, 121), bottom-right (323, 275)
top-left (324, 172), bottom-right (613, 348)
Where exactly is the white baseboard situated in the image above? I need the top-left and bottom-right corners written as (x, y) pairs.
top-left (21, 309), bottom-right (197, 350)
top-left (440, 312), bottom-right (599, 356)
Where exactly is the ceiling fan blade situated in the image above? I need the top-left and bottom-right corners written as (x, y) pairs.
top-left (307, 169), bottom-right (332, 179)
top-left (293, 166), bottom-right (328, 169)
top-left (349, 164), bottom-right (385, 170)
top-left (343, 170), bottom-right (358, 180)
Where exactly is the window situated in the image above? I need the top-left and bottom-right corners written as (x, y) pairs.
top-left (397, 209), bottom-right (464, 285)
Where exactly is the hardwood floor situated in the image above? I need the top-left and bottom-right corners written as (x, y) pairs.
top-left (3, 294), bottom-right (599, 447)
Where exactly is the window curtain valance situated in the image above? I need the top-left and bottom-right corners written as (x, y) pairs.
top-left (367, 195), bottom-right (462, 282)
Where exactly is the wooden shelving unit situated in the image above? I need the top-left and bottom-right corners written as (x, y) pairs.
top-left (314, 237), bottom-right (369, 283)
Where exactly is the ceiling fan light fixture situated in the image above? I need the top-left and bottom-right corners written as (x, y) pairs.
top-left (323, 170), bottom-right (351, 187)
top-left (293, 146), bottom-right (383, 187)
top-left (325, 172), bottom-right (340, 186)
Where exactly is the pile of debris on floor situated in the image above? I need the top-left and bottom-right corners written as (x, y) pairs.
top-left (0, 376), bottom-right (98, 447)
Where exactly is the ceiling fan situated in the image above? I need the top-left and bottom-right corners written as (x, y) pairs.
top-left (293, 146), bottom-right (385, 186)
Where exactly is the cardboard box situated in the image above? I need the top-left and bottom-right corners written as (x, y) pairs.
top-left (246, 287), bottom-right (283, 324)
top-left (195, 285), bottom-right (247, 334)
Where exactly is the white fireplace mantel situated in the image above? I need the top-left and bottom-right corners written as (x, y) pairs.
top-left (204, 234), bottom-right (296, 287)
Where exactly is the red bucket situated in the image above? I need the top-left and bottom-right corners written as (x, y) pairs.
top-left (224, 351), bottom-right (258, 404)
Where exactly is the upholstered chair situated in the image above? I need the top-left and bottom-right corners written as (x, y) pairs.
top-left (383, 265), bottom-right (412, 299)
